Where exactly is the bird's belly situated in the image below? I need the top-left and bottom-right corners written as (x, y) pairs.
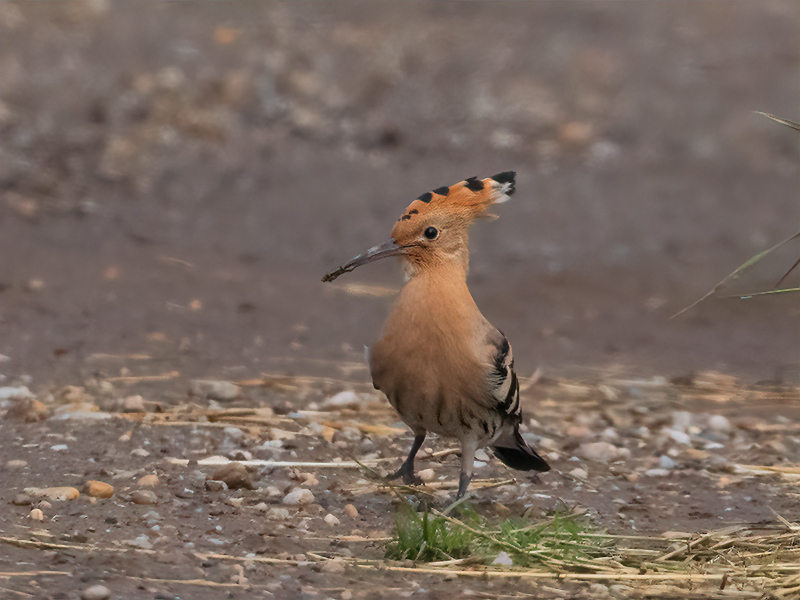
top-left (377, 372), bottom-right (501, 443)
top-left (370, 327), bottom-right (497, 441)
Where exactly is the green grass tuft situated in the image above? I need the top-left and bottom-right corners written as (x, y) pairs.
top-left (387, 503), bottom-right (478, 561)
top-left (386, 504), bottom-right (610, 567)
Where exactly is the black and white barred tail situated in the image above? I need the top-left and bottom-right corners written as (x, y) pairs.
top-left (488, 332), bottom-right (550, 472)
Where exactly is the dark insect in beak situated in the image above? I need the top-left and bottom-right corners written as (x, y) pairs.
top-left (322, 239), bottom-right (406, 282)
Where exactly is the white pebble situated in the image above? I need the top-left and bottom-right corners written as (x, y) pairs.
top-left (577, 441), bottom-right (619, 462)
top-left (322, 390), bottom-right (361, 409)
top-left (492, 551), bottom-right (513, 566)
top-left (600, 427), bottom-right (620, 442)
top-left (659, 455), bottom-right (676, 469)
top-left (667, 430), bottom-right (691, 445)
top-left (50, 444), bottom-right (69, 452)
top-left (268, 507), bottom-right (290, 519)
top-left (569, 468), bottom-right (588, 479)
top-left (644, 468), bottom-right (670, 477)
top-left (708, 415), bottom-right (731, 432)
top-left (418, 468), bottom-right (435, 482)
top-left (282, 487), bottom-right (315, 505)
top-left (0, 386), bottom-right (33, 400)
top-left (223, 426), bottom-right (244, 440)
top-left (671, 411), bottom-right (693, 432)
top-left (324, 513), bottom-right (340, 526)
top-left (189, 379), bottom-right (240, 401)
top-left (80, 585), bottom-right (111, 600)
top-left (124, 534), bottom-right (153, 549)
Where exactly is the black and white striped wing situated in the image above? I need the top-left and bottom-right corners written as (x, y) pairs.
top-left (489, 334), bottom-right (521, 420)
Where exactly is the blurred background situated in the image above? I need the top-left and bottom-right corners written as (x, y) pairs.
top-left (0, 0), bottom-right (797, 387)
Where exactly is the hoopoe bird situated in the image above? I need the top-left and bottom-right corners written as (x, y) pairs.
top-left (323, 172), bottom-right (550, 498)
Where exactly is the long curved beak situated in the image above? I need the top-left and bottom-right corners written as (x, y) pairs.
top-left (322, 239), bottom-right (405, 282)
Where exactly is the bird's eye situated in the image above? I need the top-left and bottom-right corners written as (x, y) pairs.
top-left (424, 227), bottom-right (438, 240)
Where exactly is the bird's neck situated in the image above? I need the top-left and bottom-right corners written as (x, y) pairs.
top-left (394, 258), bottom-right (481, 328)
top-left (403, 248), bottom-right (470, 281)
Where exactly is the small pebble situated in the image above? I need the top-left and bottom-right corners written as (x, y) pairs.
top-left (223, 426), bottom-right (245, 440)
top-left (124, 534), bottom-right (152, 550)
top-left (658, 455), bottom-right (677, 470)
top-left (6, 459), bottom-right (28, 469)
top-left (644, 468), bottom-right (670, 477)
top-left (492, 551), bottom-right (513, 566)
top-left (269, 428), bottom-right (296, 441)
top-left (321, 390), bottom-right (360, 409)
top-left (577, 442), bottom-right (619, 462)
top-left (85, 480), bottom-right (114, 498)
top-left (587, 583), bottom-right (611, 599)
top-left (131, 490), bottom-right (158, 505)
top-left (569, 467), bottom-right (589, 479)
top-left (25, 278), bottom-right (45, 292)
top-left (671, 411), bottom-right (693, 432)
top-left (5, 398), bottom-right (50, 422)
top-left (418, 468), bottom-right (435, 482)
top-left (24, 487), bottom-right (80, 501)
top-left (565, 424), bottom-right (592, 438)
top-left (50, 444), bottom-right (69, 452)
top-left (209, 463), bottom-right (254, 490)
top-left (708, 415), bottom-right (731, 432)
top-left (205, 480), bottom-right (228, 492)
top-left (0, 385), bottom-right (33, 400)
top-left (131, 448), bottom-right (150, 457)
top-left (343, 503), bottom-right (359, 518)
top-left (80, 584), bottom-right (111, 600)
top-left (122, 395), bottom-right (146, 412)
top-left (267, 507), bottom-right (290, 519)
top-left (600, 427), bottom-right (620, 442)
top-left (667, 430), bottom-right (691, 445)
top-left (324, 513), bottom-right (340, 526)
top-left (321, 558), bottom-right (346, 574)
top-left (137, 474), bottom-right (159, 487)
top-left (12, 493), bottom-right (32, 506)
top-left (189, 379), bottom-right (240, 401)
top-left (537, 436), bottom-right (559, 451)
top-left (29, 508), bottom-right (44, 521)
top-left (282, 487), bottom-right (315, 505)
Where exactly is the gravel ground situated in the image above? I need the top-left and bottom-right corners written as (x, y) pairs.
top-left (1, 1), bottom-right (799, 598)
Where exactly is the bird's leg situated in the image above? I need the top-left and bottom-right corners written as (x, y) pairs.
top-left (387, 433), bottom-right (426, 485)
top-left (456, 438), bottom-right (479, 499)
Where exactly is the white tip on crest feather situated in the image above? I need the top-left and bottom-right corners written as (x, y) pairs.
top-left (492, 181), bottom-right (513, 204)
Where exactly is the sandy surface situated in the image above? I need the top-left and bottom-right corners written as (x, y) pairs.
top-left (1, 2), bottom-right (799, 598)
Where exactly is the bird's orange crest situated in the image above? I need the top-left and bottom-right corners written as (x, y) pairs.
top-left (392, 171), bottom-right (516, 235)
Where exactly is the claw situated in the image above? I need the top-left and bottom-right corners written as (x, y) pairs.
top-left (387, 462), bottom-right (423, 486)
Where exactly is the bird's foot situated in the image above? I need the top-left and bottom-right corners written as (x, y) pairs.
top-left (455, 472), bottom-right (473, 500)
top-left (386, 462), bottom-right (423, 486)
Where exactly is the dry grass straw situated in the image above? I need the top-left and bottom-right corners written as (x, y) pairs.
top-left (5, 516), bottom-right (800, 596)
top-left (379, 511), bottom-right (800, 597)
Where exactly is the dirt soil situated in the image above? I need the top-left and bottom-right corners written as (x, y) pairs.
top-left (1, 2), bottom-right (799, 599)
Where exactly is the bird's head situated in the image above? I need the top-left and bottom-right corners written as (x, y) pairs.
top-left (322, 171), bottom-right (516, 282)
